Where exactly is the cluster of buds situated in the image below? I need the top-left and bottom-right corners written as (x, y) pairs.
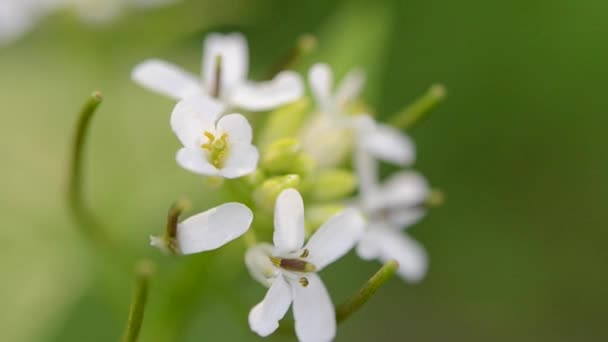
top-left (122, 32), bottom-right (443, 341)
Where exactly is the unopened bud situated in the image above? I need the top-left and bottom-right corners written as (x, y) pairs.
top-left (309, 168), bottom-right (357, 201)
top-left (253, 174), bottom-right (301, 212)
top-left (258, 98), bottom-right (310, 149)
top-left (306, 203), bottom-right (346, 234)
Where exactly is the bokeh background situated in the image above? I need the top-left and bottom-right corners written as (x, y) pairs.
top-left (1, 0), bottom-right (607, 341)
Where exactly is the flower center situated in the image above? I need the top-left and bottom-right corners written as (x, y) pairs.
top-left (201, 131), bottom-right (229, 168)
top-left (269, 249), bottom-right (316, 273)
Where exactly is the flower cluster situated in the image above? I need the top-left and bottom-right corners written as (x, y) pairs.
top-left (135, 32), bottom-right (438, 342)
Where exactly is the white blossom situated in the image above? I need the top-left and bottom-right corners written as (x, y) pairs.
top-left (132, 32), bottom-right (303, 111)
top-left (170, 96), bottom-right (259, 178)
top-left (299, 63), bottom-right (366, 167)
top-left (0, 0), bottom-right (57, 46)
top-left (246, 189), bottom-right (365, 342)
top-left (150, 202), bottom-right (253, 255)
top-left (354, 146), bottom-right (430, 281)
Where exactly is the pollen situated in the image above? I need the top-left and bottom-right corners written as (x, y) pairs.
top-left (299, 277), bottom-right (309, 287)
top-left (300, 249), bottom-right (309, 258)
top-left (201, 131), bottom-right (229, 168)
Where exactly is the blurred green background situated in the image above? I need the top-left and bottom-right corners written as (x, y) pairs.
top-left (1, 0), bottom-right (607, 341)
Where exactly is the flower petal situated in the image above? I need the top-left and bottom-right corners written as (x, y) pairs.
top-left (354, 143), bottom-right (379, 198)
top-left (308, 63), bottom-right (333, 111)
top-left (245, 243), bottom-right (279, 287)
top-left (335, 68), bottom-right (366, 108)
top-left (220, 142), bottom-right (259, 178)
top-left (229, 71), bottom-right (304, 111)
top-left (132, 59), bottom-right (202, 99)
top-left (292, 273), bottom-right (336, 342)
top-left (176, 148), bottom-right (219, 176)
top-left (365, 171), bottom-right (429, 213)
top-left (217, 113), bottom-right (252, 143)
top-left (305, 208), bottom-right (365, 270)
top-left (248, 275), bottom-right (292, 337)
top-left (170, 96), bottom-right (225, 148)
top-left (356, 225), bottom-right (428, 282)
top-left (203, 32), bottom-right (248, 93)
top-left (176, 202), bottom-right (253, 255)
top-left (273, 188), bottom-right (305, 255)
top-left (362, 123), bottom-right (416, 165)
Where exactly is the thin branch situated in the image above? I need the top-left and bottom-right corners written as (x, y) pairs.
top-left (389, 84), bottom-right (446, 130)
top-left (122, 260), bottom-right (155, 342)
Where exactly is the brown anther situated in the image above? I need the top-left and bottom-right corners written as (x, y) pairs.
top-left (299, 277), bottom-right (309, 287)
top-left (300, 249), bottom-right (309, 258)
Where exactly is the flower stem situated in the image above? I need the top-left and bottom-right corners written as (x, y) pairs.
top-left (267, 34), bottom-right (317, 79)
top-left (335, 260), bottom-right (399, 323)
top-left (66, 91), bottom-right (112, 247)
top-left (388, 84), bottom-right (446, 130)
top-left (122, 260), bottom-right (155, 342)
top-left (164, 199), bottom-right (191, 241)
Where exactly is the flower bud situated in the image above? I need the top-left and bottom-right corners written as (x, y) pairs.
top-left (262, 138), bottom-right (317, 177)
top-left (257, 98), bottom-right (310, 149)
top-left (305, 203), bottom-right (346, 235)
top-left (309, 168), bottom-right (357, 201)
top-left (253, 174), bottom-right (301, 212)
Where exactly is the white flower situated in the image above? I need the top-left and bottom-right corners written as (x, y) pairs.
top-left (246, 189), bottom-right (365, 342)
top-left (132, 32), bottom-right (304, 111)
top-left (150, 202), bottom-right (253, 255)
top-left (300, 63), bottom-right (366, 167)
top-left (355, 165), bottom-right (431, 282)
top-left (171, 96), bottom-right (259, 178)
top-left (0, 0), bottom-right (57, 46)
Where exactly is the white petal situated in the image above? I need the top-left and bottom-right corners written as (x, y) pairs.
top-left (176, 202), bottom-right (253, 254)
top-left (170, 96), bottom-right (225, 148)
top-left (386, 208), bottom-right (427, 229)
top-left (356, 226), bottom-right (428, 282)
top-left (273, 189), bottom-right (305, 255)
top-left (229, 71), bottom-right (304, 111)
top-left (354, 144), bottom-right (379, 199)
top-left (245, 243), bottom-right (279, 287)
top-left (366, 171), bottom-right (430, 213)
top-left (335, 68), bottom-right (366, 108)
top-left (292, 273), bottom-right (336, 342)
top-left (202, 32), bottom-right (248, 93)
top-left (248, 275), bottom-right (292, 337)
top-left (132, 59), bottom-right (202, 100)
top-left (219, 142), bottom-right (259, 178)
top-left (216, 113), bottom-right (252, 143)
top-left (362, 123), bottom-right (416, 165)
top-left (305, 208), bottom-right (365, 270)
top-left (176, 148), bottom-right (219, 176)
top-left (308, 63), bottom-right (334, 111)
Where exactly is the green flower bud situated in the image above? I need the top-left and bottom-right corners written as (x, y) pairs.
top-left (253, 174), bottom-right (301, 212)
top-left (257, 98), bottom-right (310, 149)
top-left (261, 138), bottom-right (317, 177)
top-left (305, 203), bottom-right (346, 235)
top-left (262, 138), bottom-right (302, 173)
top-left (309, 168), bottom-right (357, 201)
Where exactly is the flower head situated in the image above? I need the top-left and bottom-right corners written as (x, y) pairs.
top-left (171, 96), bottom-right (259, 178)
top-left (246, 189), bottom-right (365, 342)
top-left (132, 32), bottom-right (303, 111)
top-left (355, 168), bottom-right (431, 282)
top-left (299, 63), bottom-right (366, 167)
top-left (150, 202), bottom-right (253, 255)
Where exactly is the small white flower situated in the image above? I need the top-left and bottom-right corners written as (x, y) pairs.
top-left (300, 63), bottom-right (366, 167)
top-left (171, 96), bottom-right (259, 178)
top-left (355, 166), bottom-right (431, 282)
top-left (132, 32), bottom-right (304, 111)
top-left (0, 0), bottom-right (56, 46)
top-left (150, 202), bottom-right (253, 255)
top-left (246, 189), bottom-right (365, 342)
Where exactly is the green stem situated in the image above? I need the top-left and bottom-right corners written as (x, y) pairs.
top-left (122, 260), bottom-right (155, 342)
top-left (267, 34), bottom-right (317, 79)
top-left (66, 91), bottom-right (112, 247)
top-left (388, 84), bottom-right (446, 130)
top-left (335, 260), bottom-right (399, 323)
